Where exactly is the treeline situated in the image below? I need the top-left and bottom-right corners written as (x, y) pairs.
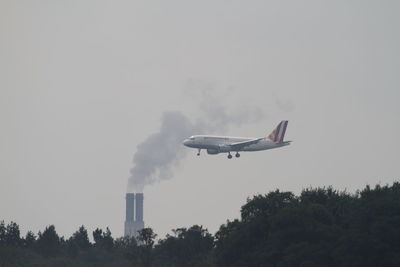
top-left (1, 182), bottom-right (400, 267)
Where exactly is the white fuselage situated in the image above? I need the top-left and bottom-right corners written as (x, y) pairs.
top-left (183, 135), bottom-right (287, 152)
top-left (183, 121), bottom-right (290, 157)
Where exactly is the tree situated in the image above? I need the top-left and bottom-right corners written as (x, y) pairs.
top-left (114, 236), bottom-right (139, 265)
top-left (0, 181), bottom-right (399, 267)
top-left (240, 190), bottom-right (296, 222)
top-left (214, 183), bottom-right (400, 267)
top-left (5, 221), bottom-right (21, 247)
top-left (153, 225), bottom-right (214, 267)
top-left (0, 220), bottom-right (6, 245)
top-left (68, 225), bottom-right (91, 251)
top-left (23, 231), bottom-right (36, 248)
top-left (93, 227), bottom-right (114, 251)
top-left (137, 228), bottom-right (157, 248)
top-left (37, 225), bottom-right (61, 257)
top-left (137, 228), bottom-right (157, 267)
top-left (215, 190), bottom-right (298, 267)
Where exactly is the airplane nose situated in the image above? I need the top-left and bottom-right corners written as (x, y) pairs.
top-left (183, 139), bottom-right (189, 146)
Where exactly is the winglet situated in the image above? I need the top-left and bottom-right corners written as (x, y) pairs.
top-left (268, 121), bottom-right (288, 143)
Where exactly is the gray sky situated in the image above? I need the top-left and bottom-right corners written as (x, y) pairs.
top-left (1, 0), bottom-right (399, 239)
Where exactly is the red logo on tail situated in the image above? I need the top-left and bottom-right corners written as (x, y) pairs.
top-left (268, 121), bottom-right (288, 143)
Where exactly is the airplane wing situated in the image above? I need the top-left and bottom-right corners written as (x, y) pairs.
top-left (229, 138), bottom-right (264, 150)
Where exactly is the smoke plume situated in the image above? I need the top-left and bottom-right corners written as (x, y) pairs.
top-left (127, 83), bottom-right (265, 192)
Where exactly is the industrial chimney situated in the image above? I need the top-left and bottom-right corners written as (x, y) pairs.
top-left (124, 193), bottom-right (144, 237)
top-left (135, 193), bottom-right (143, 221)
top-left (125, 193), bottom-right (135, 222)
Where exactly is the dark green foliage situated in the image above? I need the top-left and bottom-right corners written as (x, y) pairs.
top-left (4, 221), bottom-right (21, 247)
top-left (138, 228), bottom-right (157, 248)
top-left (214, 182), bottom-right (400, 267)
top-left (37, 225), bottom-right (62, 257)
top-left (153, 225), bottom-right (214, 267)
top-left (241, 190), bottom-right (297, 221)
top-left (330, 183), bottom-right (400, 267)
top-left (68, 225), bottom-right (91, 251)
top-left (0, 221), bottom-right (22, 247)
top-left (93, 227), bottom-right (114, 251)
top-left (1, 182), bottom-right (400, 267)
top-left (23, 231), bottom-right (36, 248)
top-left (135, 228), bottom-right (157, 267)
top-left (0, 221), bottom-right (5, 244)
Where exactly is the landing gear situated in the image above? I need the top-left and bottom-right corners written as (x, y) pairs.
top-left (227, 153), bottom-right (232, 159)
top-left (197, 149), bottom-right (201, 156)
top-left (235, 152), bottom-right (240, 158)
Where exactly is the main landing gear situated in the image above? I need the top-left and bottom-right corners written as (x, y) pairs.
top-left (227, 152), bottom-right (240, 159)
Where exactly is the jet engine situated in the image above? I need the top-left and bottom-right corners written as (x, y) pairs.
top-left (206, 149), bottom-right (219, 155)
top-left (206, 145), bottom-right (231, 155)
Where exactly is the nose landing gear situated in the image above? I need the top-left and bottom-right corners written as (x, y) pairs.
top-left (197, 149), bottom-right (201, 156)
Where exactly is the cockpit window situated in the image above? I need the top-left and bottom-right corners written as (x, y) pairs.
top-left (189, 136), bottom-right (195, 140)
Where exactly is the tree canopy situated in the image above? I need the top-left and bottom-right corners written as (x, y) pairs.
top-left (1, 182), bottom-right (400, 267)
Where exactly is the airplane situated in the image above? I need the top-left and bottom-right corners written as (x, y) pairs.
top-left (183, 120), bottom-right (291, 159)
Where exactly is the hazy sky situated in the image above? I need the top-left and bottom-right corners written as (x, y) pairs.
top-left (1, 0), bottom-right (399, 239)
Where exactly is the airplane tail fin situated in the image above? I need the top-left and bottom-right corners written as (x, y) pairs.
top-left (267, 120), bottom-right (288, 143)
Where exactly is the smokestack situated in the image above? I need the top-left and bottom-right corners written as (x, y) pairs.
top-left (124, 193), bottom-right (144, 238)
top-left (125, 193), bottom-right (135, 222)
top-left (135, 193), bottom-right (143, 222)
